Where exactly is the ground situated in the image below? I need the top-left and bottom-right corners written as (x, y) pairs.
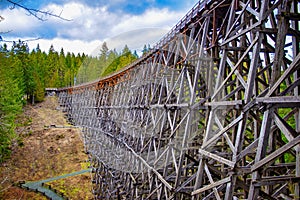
top-left (0, 96), bottom-right (93, 199)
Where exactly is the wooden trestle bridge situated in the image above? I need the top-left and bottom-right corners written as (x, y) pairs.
top-left (58, 0), bottom-right (300, 199)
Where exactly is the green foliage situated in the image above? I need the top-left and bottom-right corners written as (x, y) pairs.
top-left (101, 51), bottom-right (137, 77)
top-left (142, 44), bottom-right (151, 56)
top-left (0, 40), bottom-right (137, 162)
top-left (76, 43), bottom-right (138, 84)
top-left (277, 108), bottom-right (296, 163)
top-left (101, 45), bottom-right (138, 77)
top-left (0, 48), bottom-right (23, 162)
top-left (0, 41), bottom-right (83, 162)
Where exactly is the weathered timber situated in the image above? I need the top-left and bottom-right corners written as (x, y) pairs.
top-left (57, 0), bottom-right (300, 199)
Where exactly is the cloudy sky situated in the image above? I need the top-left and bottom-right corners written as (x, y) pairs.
top-left (0, 0), bottom-right (198, 55)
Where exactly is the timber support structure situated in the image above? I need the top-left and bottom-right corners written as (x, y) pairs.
top-left (58, 0), bottom-right (300, 199)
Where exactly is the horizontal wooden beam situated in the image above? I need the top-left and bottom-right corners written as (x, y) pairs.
top-left (199, 149), bottom-right (235, 168)
top-left (191, 176), bottom-right (231, 195)
top-left (252, 176), bottom-right (300, 186)
top-left (256, 96), bottom-right (300, 106)
top-left (252, 135), bottom-right (300, 172)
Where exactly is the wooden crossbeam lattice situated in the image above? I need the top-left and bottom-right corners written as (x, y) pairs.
top-left (57, 0), bottom-right (300, 199)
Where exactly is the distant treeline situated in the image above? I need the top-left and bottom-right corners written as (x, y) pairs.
top-left (0, 40), bottom-right (147, 162)
top-left (76, 42), bottom-right (141, 84)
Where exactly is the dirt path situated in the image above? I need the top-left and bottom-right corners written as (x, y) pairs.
top-left (0, 97), bottom-right (93, 199)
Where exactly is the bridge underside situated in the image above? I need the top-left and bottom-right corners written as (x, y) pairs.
top-left (58, 0), bottom-right (300, 199)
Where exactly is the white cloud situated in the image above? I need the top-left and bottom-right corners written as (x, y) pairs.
top-left (24, 28), bottom-right (168, 56)
top-left (0, 1), bottom-right (189, 54)
top-left (94, 28), bottom-right (169, 56)
top-left (27, 38), bottom-right (102, 55)
top-left (111, 8), bottom-right (184, 34)
top-left (41, 2), bottom-right (184, 41)
top-left (0, 7), bottom-right (42, 35)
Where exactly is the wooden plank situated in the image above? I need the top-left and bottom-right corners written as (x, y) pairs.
top-left (226, 57), bottom-right (248, 89)
top-left (212, 36), bottom-right (259, 100)
top-left (274, 112), bottom-right (298, 142)
top-left (202, 114), bottom-right (243, 149)
top-left (221, 21), bottom-right (261, 46)
top-left (224, 0), bottom-right (251, 40)
top-left (279, 194), bottom-right (293, 200)
top-left (205, 100), bottom-right (243, 107)
top-left (236, 138), bottom-right (259, 161)
top-left (244, 31), bottom-right (263, 103)
top-left (256, 96), bottom-right (300, 105)
top-left (204, 164), bottom-right (222, 200)
top-left (199, 149), bottom-right (235, 168)
top-left (174, 173), bottom-right (197, 193)
top-left (252, 176), bottom-right (300, 186)
top-left (267, 52), bottom-right (300, 97)
top-left (272, 183), bottom-right (288, 197)
top-left (203, 185), bottom-right (226, 200)
top-left (191, 176), bottom-right (231, 195)
top-left (248, 108), bottom-right (273, 199)
top-left (239, 1), bottom-right (259, 17)
top-left (252, 135), bottom-right (300, 172)
top-left (214, 116), bottom-right (236, 154)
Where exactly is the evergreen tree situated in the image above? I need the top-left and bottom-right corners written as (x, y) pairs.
top-left (101, 45), bottom-right (138, 77)
top-left (122, 45), bottom-right (130, 55)
top-left (142, 44), bottom-right (148, 55)
top-left (0, 41), bottom-right (84, 162)
top-left (0, 44), bottom-right (23, 162)
top-left (30, 48), bottom-right (45, 102)
top-left (133, 50), bottom-right (139, 58)
top-left (58, 48), bottom-right (66, 87)
top-left (12, 40), bottom-right (36, 103)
